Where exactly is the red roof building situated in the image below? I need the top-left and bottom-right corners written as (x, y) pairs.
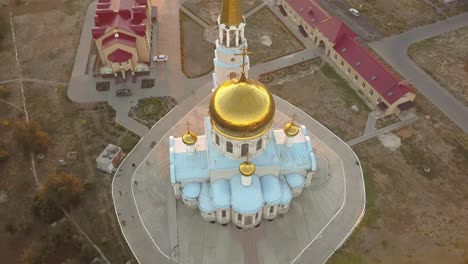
top-left (92, 0), bottom-right (153, 78)
top-left (279, 0), bottom-right (415, 116)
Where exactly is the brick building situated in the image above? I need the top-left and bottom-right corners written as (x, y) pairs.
top-left (278, 0), bottom-right (416, 117)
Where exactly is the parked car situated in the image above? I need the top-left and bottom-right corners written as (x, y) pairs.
top-left (349, 8), bottom-right (360, 17)
top-left (116, 88), bottom-right (132, 96)
top-left (153, 55), bottom-right (168, 62)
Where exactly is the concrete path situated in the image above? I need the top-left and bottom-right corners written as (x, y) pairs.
top-left (363, 111), bottom-right (377, 135)
top-left (245, 2), bottom-right (267, 18)
top-left (369, 13), bottom-right (468, 133)
top-left (347, 115), bottom-right (419, 146)
top-left (180, 5), bottom-right (210, 29)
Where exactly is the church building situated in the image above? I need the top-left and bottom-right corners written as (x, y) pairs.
top-left (169, 0), bottom-right (317, 229)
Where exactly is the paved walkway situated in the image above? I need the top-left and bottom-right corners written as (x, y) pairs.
top-left (180, 5), bottom-right (210, 29)
top-left (347, 115), bottom-right (419, 146)
top-left (363, 111), bottom-right (377, 135)
top-left (369, 13), bottom-right (468, 133)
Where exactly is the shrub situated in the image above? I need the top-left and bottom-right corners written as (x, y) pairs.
top-left (0, 148), bottom-right (9, 162)
top-left (0, 85), bottom-right (10, 98)
top-left (14, 121), bottom-right (49, 153)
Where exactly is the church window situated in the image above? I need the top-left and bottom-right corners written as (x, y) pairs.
top-left (347, 67), bottom-right (351, 74)
top-left (256, 139), bottom-right (262, 151)
top-left (361, 82), bottom-right (366, 88)
top-left (354, 74), bottom-right (358, 80)
top-left (241, 144), bottom-right (249, 157)
top-left (269, 206), bottom-right (274, 214)
top-left (229, 72), bottom-right (237, 79)
top-left (340, 60), bottom-right (344, 67)
top-left (221, 210), bottom-right (227, 219)
top-left (377, 97), bottom-right (382, 103)
top-left (245, 216), bottom-right (252, 225)
top-left (369, 89), bottom-right (374, 96)
top-left (215, 134), bottom-right (219, 145)
top-left (237, 214), bottom-right (242, 222)
top-left (231, 57), bottom-right (235, 62)
top-left (226, 141), bottom-right (233, 153)
top-left (334, 54), bottom-right (337, 60)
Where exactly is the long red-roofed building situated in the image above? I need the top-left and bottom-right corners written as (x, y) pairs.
top-left (278, 0), bottom-right (415, 116)
top-left (92, 0), bottom-right (153, 78)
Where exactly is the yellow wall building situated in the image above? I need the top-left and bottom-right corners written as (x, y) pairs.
top-left (279, 0), bottom-right (416, 117)
top-left (92, 0), bottom-right (153, 78)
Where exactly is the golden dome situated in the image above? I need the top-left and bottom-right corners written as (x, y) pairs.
top-left (284, 122), bottom-right (300, 137)
top-left (239, 161), bottom-right (255, 176)
top-left (182, 131), bottom-right (197, 145)
top-left (209, 78), bottom-right (275, 140)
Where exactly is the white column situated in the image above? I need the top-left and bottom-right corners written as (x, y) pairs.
top-left (285, 136), bottom-right (294, 146)
top-left (219, 27), bottom-right (223, 44)
top-left (226, 29), bottom-right (230, 48)
top-left (235, 30), bottom-right (239, 47)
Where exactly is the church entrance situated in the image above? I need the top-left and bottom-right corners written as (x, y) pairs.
top-left (241, 144), bottom-right (249, 157)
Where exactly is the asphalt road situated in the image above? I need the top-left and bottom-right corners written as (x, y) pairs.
top-left (369, 13), bottom-right (468, 133)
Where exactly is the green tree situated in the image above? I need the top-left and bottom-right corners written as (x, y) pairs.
top-left (14, 121), bottom-right (49, 153)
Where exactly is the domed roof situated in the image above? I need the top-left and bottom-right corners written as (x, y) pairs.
top-left (239, 161), bottom-right (255, 176)
top-left (209, 78), bottom-right (275, 140)
top-left (182, 131), bottom-right (197, 145)
top-left (284, 122), bottom-right (299, 137)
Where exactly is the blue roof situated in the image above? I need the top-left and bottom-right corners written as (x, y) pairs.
top-left (181, 182), bottom-right (201, 199)
top-left (285, 173), bottom-right (306, 188)
top-left (279, 175), bottom-right (293, 204)
top-left (198, 182), bottom-right (216, 213)
top-left (230, 175), bottom-right (264, 214)
top-left (211, 179), bottom-right (231, 209)
top-left (276, 142), bottom-right (313, 171)
top-left (260, 175), bottom-right (282, 205)
top-left (172, 148), bottom-right (209, 182)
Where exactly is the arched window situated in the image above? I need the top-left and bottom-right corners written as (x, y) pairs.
top-left (244, 216), bottom-right (252, 225)
top-left (229, 72), bottom-right (237, 79)
top-left (241, 144), bottom-right (249, 157)
top-left (256, 138), bottom-right (262, 151)
top-left (215, 134), bottom-right (220, 145)
top-left (226, 141), bottom-right (233, 153)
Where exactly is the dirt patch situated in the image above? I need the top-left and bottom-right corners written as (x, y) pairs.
top-left (181, 12), bottom-right (215, 78)
top-left (260, 58), bottom-right (369, 141)
top-left (182, 0), bottom-right (263, 26)
top-left (408, 26), bottom-right (468, 106)
top-left (246, 7), bottom-right (304, 65)
top-left (377, 132), bottom-right (401, 151)
top-left (328, 90), bottom-right (468, 263)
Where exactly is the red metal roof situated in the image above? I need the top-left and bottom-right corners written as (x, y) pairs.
top-left (92, 0), bottom-right (148, 39)
top-left (102, 32), bottom-right (137, 48)
top-left (108, 48), bottom-right (132, 63)
top-left (316, 17), bottom-right (356, 43)
top-left (287, 0), bottom-right (330, 26)
top-left (283, 0), bottom-right (414, 103)
top-left (333, 36), bottom-right (412, 104)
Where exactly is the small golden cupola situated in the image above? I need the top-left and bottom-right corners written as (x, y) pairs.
top-left (209, 48), bottom-right (275, 140)
top-left (283, 115), bottom-right (300, 145)
top-left (182, 122), bottom-right (197, 152)
top-left (239, 160), bottom-right (255, 186)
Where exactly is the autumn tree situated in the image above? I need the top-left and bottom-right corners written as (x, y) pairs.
top-left (34, 173), bottom-right (85, 222)
top-left (14, 121), bottom-right (49, 153)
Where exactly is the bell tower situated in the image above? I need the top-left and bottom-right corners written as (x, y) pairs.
top-left (213, 0), bottom-right (250, 88)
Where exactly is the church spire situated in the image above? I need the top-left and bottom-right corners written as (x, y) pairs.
top-left (220, 0), bottom-right (243, 27)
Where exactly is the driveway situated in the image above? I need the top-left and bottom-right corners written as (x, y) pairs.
top-left (369, 13), bottom-right (468, 133)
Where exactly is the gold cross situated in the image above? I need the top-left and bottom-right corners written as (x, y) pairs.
top-left (185, 121), bottom-right (192, 132)
top-left (235, 47), bottom-right (253, 81)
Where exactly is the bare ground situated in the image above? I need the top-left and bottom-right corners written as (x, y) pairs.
top-left (261, 58), bottom-right (369, 141)
top-left (182, 0), bottom-right (263, 26)
top-left (408, 26), bottom-right (468, 106)
top-left (327, 94), bottom-right (468, 263)
top-left (181, 12), bottom-right (214, 78)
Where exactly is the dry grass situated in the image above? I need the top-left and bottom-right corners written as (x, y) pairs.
top-left (408, 26), bottom-right (468, 106)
